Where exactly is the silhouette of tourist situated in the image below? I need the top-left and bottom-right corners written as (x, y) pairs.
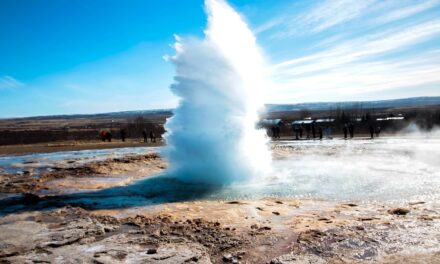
top-left (299, 125), bottom-right (303, 139)
top-left (369, 125), bottom-right (374, 139)
top-left (150, 131), bottom-right (156, 143)
top-left (306, 124), bottom-right (311, 139)
top-left (142, 130), bottom-right (147, 143)
top-left (375, 126), bottom-right (381, 137)
top-left (293, 125), bottom-right (299, 140)
top-left (325, 126), bottom-right (332, 139)
top-left (319, 126), bottom-right (323, 140)
top-left (275, 126), bottom-right (280, 139)
top-left (106, 131), bottom-right (112, 142)
top-left (349, 123), bottom-right (354, 138)
top-left (312, 123), bottom-right (316, 139)
top-left (120, 129), bottom-right (126, 142)
top-left (100, 131), bottom-right (107, 142)
top-left (271, 126), bottom-right (276, 140)
top-left (343, 124), bottom-right (348, 139)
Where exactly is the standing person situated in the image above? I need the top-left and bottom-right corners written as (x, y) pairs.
top-left (299, 125), bottom-right (303, 139)
top-left (275, 126), bottom-right (280, 139)
top-left (306, 124), bottom-right (311, 139)
top-left (271, 126), bottom-right (276, 140)
top-left (343, 124), bottom-right (348, 139)
top-left (375, 126), bottom-right (381, 137)
top-left (369, 125), bottom-right (374, 139)
top-left (319, 126), bottom-right (323, 140)
top-left (142, 130), bottom-right (148, 143)
top-left (327, 126), bottom-right (333, 139)
top-left (106, 131), bottom-right (112, 142)
top-left (349, 123), bottom-right (354, 138)
top-left (312, 123), bottom-right (316, 139)
top-left (149, 131), bottom-right (156, 143)
top-left (100, 131), bottom-right (106, 142)
top-left (120, 129), bottom-right (126, 142)
top-left (294, 125), bottom-right (299, 140)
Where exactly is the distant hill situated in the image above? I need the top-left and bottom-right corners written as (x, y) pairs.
top-left (3, 109), bottom-right (174, 121)
top-left (1, 96), bottom-right (440, 121)
top-left (265, 96), bottom-right (440, 112)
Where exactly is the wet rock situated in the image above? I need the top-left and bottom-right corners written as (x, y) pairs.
top-left (409, 201), bottom-right (425, 206)
top-left (297, 230), bottom-right (326, 243)
top-left (223, 253), bottom-right (233, 262)
top-left (388, 208), bottom-right (410, 215)
top-left (147, 248), bottom-right (157, 254)
top-left (226, 201), bottom-right (245, 205)
top-left (270, 253), bottom-right (326, 264)
top-left (21, 193), bottom-right (42, 204)
top-left (419, 215), bottom-right (433, 221)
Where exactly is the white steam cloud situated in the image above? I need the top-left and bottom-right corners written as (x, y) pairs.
top-left (162, 0), bottom-right (271, 185)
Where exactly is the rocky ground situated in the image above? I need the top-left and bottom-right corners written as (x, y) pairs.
top-left (0, 198), bottom-right (439, 263)
top-left (0, 153), bottom-right (166, 194)
top-left (1, 143), bottom-right (440, 263)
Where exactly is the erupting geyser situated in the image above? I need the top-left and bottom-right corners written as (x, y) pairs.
top-left (163, 0), bottom-right (271, 185)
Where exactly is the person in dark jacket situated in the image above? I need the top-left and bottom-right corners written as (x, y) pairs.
top-left (349, 123), bottom-right (354, 138)
top-left (343, 124), bottom-right (348, 139)
top-left (142, 130), bottom-right (148, 143)
top-left (106, 131), bottom-right (112, 142)
top-left (275, 126), bottom-right (280, 139)
top-left (120, 129), bottom-right (126, 142)
top-left (369, 125), bottom-right (374, 139)
top-left (150, 131), bottom-right (156, 143)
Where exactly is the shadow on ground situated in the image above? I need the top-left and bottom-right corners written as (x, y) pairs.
top-left (0, 174), bottom-right (220, 216)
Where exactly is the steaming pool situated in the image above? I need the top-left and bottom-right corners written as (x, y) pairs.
top-left (1, 135), bottom-right (439, 209)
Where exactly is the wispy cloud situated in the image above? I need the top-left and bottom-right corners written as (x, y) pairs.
top-left (258, 0), bottom-right (377, 38)
top-left (373, 0), bottom-right (440, 25)
top-left (0, 76), bottom-right (24, 90)
top-left (273, 19), bottom-right (440, 75)
top-left (257, 0), bottom-right (440, 103)
top-left (296, 0), bottom-right (376, 33)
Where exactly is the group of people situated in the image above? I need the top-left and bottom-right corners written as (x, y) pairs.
top-left (369, 125), bottom-right (381, 139)
top-left (271, 123), bottom-right (383, 140)
top-left (271, 126), bottom-right (281, 139)
top-left (292, 123), bottom-right (329, 140)
top-left (142, 130), bottom-right (156, 143)
top-left (99, 130), bottom-right (113, 142)
top-left (342, 123), bottom-right (355, 139)
top-left (99, 129), bottom-right (157, 143)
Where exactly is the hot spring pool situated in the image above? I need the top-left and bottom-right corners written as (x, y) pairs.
top-left (1, 135), bottom-right (439, 210)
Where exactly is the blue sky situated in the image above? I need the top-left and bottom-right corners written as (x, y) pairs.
top-left (1, 0), bottom-right (440, 117)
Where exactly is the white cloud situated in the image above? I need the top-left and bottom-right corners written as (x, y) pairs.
top-left (373, 0), bottom-right (440, 25)
top-left (264, 13), bottom-right (440, 103)
top-left (0, 76), bottom-right (24, 90)
top-left (272, 19), bottom-right (440, 77)
top-left (297, 0), bottom-right (376, 33)
top-left (261, 0), bottom-right (377, 39)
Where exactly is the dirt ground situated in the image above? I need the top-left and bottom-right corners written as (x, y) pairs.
top-left (0, 139), bottom-right (164, 155)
